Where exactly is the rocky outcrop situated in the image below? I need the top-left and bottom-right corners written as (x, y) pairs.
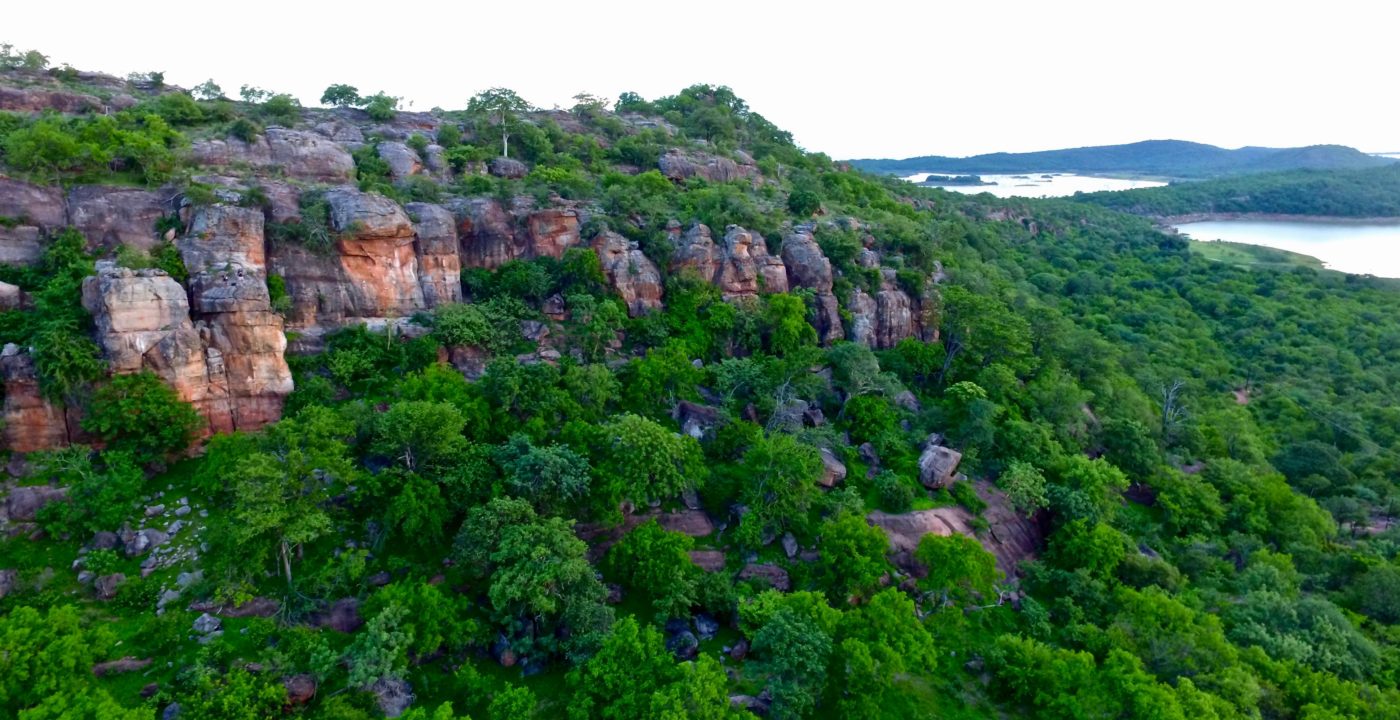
top-left (68, 185), bottom-right (176, 253)
top-left (659, 149), bottom-right (757, 183)
top-left (779, 231), bottom-right (844, 343)
top-left (0, 175), bottom-right (66, 265)
top-left (869, 480), bottom-right (1040, 577)
top-left (190, 128), bottom-right (356, 183)
top-left (818, 447), bottom-right (847, 488)
top-left (526, 208), bottom-right (582, 259)
top-left (847, 271), bottom-right (923, 349)
top-left (451, 198), bottom-right (522, 269)
top-left (406, 203), bottom-right (463, 306)
top-left (179, 205), bottom-right (293, 432)
top-left (0, 85), bottom-right (101, 114)
top-left (271, 188), bottom-right (426, 339)
top-left (669, 224), bottom-right (787, 299)
top-left (3, 484), bottom-right (69, 523)
top-left (593, 231), bottom-right (662, 316)
top-left (917, 434), bottom-right (962, 489)
top-left (377, 142), bottom-right (422, 181)
top-left (1, 344), bottom-right (72, 451)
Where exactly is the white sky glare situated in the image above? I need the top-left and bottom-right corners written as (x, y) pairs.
top-left (8, 0), bottom-right (1397, 158)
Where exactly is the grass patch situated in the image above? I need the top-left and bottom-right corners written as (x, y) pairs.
top-left (1189, 238), bottom-right (1325, 271)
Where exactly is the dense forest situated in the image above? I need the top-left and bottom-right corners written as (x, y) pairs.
top-left (851, 139), bottom-right (1395, 179)
top-left (4, 45), bottom-right (1400, 720)
top-left (1077, 163), bottom-right (1400, 218)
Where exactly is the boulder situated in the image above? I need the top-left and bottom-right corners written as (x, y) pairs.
top-left (0, 568), bottom-right (16, 598)
top-left (667, 630), bottom-right (700, 660)
top-left (818, 447), bottom-right (847, 488)
top-left (738, 563), bottom-right (791, 591)
top-left (188, 596), bottom-right (281, 618)
top-left (193, 613), bottom-right (222, 634)
top-left (593, 231), bottom-right (662, 316)
top-left (313, 597), bottom-right (364, 632)
top-left (669, 224), bottom-right (786, 299)
top-left (94, 573), bottom-right (125, 600)
top-left (689, 550), bottom-right (727, 572)
top-left (284, 674), bottom-right (317, 706)
top-left (869, 480), bottom-right (1041, 576)
top-left (1, 345), bottom-right (72, 452)
top-left (780, 231), bottom-right (833, 291)
top-left (377, 142), bottom-right (422, 181)
top-left (917, 435), bottom-right (962, 489)
top-left (68, 185), bottom-right (176, 253)
top-left (489, 157), bottom-right (528, 179)
top-left (92, 656), bottom-right (152, 677)
top-left (0, 176), bottom-right (66, 265)
top-left (658, 509), bottom-right (715, 537)
top-left (674, 400), bottom-right (723, 440)
top-left (781, 532), bottom-right (799, 559)
top-left (4, 484), bottom-right (68, 522)
top-left (695, 613), bottom-right (720, 640)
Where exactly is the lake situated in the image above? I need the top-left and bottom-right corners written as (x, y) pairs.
top-left (1175, 219), bottom-right (1400, 277)
top-left (903, 172), bottom-right (1166, 198)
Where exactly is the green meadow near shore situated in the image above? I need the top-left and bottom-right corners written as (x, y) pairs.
top-left (5, 44), bottom-right (1400, 720)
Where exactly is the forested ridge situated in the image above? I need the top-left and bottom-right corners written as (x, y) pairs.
top-left (1077, 163), bottom-right (1400, 218)
top-left (4, 45), bottom-right (1400, 720)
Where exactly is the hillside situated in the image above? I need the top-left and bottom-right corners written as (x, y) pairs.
top-left (850, 139), bottom-right (1395, 178)
top-left (5, 45), bottom-right (1400, 720)
top-left (1076, 163), bottom-right (1400, 217)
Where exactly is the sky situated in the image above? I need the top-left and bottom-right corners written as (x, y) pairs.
top-left (7, 0), bottom-right (1397, 159)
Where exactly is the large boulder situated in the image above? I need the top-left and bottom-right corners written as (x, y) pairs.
top-left (737, 563), bottom-right (791, 591)
top-left (377, 142), bottom-right (422, 181)
top-left (450, 197), bottom-right (523, 269)
top-left (406, 203), bottom-right (463, 306)
top-left (68, 185), bottom-right (176, 253)
top-left (779, 231), bottom-right (843, 343)
top-left (669, 224), bottom-right (786, 299)
top-left (1, 344), bottom-right (72, 452)
top-left (3, 484), bottom-right (68, 522)
top-left (526, 208), bottom-right (582, 259)
top-left (818, 447), bottom-right (847, 488)
top-left (593, 231), bottom-right (662, 316)
top-left (869, 480), bottom-right (1041, 577)
top-left (489, 157), bottom-right (527, 179)
top-left (917, 434), bottom-right (962, 490)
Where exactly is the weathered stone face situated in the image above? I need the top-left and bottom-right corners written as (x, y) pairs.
top-left (451, 197), bottom-right (523, 269)
top-left (527, 208), bottom-right (582, 259)
top-left (0, 85), bottom-right (101, 113)
top-left (669, 224), bottom-right (788, 300)
top-left (1, 344), bottom-right (72, 452)
top-left (190, 128), bottom-right (356, 183)
top-left (377, 141), bottom-right (423, 182)
top-left (780, 231), bottom-right (834, 292)
top-left (406, 202), bottom-right (463, 307)
top-left (659, 149), bottom-right (757, 183)
top-left (68, 185), bottom-right (176, 253)
top-left (593, 231), bottom-right (662, 316)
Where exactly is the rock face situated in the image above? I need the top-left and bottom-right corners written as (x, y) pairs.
top-left (450, 198), bottom-right (586, 270)
top-left (526, 208), bottom-right (582, 259)
top-left (669, 224), bottom-right (787, 299)
top-left (1, 344), bottom-right (72, 451)
top-left (271, 188), bottom-right (427, 340)
top-left (190, 128), bottom-right (356, 183)
top-left (68, 185), bottom-right (176, 253)
top-left (0, 85), bottom-right (101, 113)
top-left (917, 434), bottom-right (963, 490)
top-left (377, 142), bottom-right (422, 181)
top-left (0, 176), bottom-right (66, 266)
top-left (780, 231), bottom-right (844, 343)
top-left (593, 231), bottom-right (662, 316)
top-left (869, 481), bottom-right (1041, 577)
top-left (406, 203), bottom-right (463, 307)
top-left (659, 149), bottom-right (756, 183)
top-left (179, 204), bottom-right (293, 432)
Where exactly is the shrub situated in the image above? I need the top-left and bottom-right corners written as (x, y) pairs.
top-left (874, 471), bottom-right (914, 512)
top-left (261, 93), bottom-right (301, 124)
top-left (228, 117), bottom-right (261, 143)
top-left (81, 371), bottom-right (203, 465)
top-left (363, 92), bottom-right (398, 122)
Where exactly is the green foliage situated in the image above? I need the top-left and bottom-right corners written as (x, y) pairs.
top-left (81, 372), bottom-right (202, 465)
top-left (914, 533), bottom-right (998, 602)
top-left (363, 92), bottom-right (399, 121)
top-left (606, 520), bottom-right (698, 619)
top-left (261, 93), bottom-right (301, 124)
top-left (735, 433), bottom-right (822, 547)
top-left (496, 434), bottom-right (591, 514)
top-left (33, 448), bottom-right (144, 536)
top-left (812, 512), bottom-right (892, 602)
top-left (2, 110), bottom-right (185, 183)
top-left (320, 84), bottom-right (361, 107)
top-left (0, 605), bottom-right (117, 715)
top-left (595, 413), bottom-right (707, 509)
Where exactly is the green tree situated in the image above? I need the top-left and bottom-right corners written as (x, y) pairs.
top-left (999, 461), bottom-right (1049, 515)
top-left (606, 520), bottom-right (699, 618)
top-left (346, 603), bottom-right (413, 689)
top-left (320, 83), bottom-right (362, 107)
top-left (735, 433), bottom-right (822, 547)
top-left (596, 413), bottom-right (706, 509)
top-left (568, 616), bottom-right (678, 720)
top-left (765, 293), bottom-right (818, 356)
top-left (496, 434), bottom-right (592, 514)
top-left (914, 533), bottom-right (998, 603)
top-left (81, 371), bottom-right (202, 466)
top-left (813, 512), bottom-right (891, 603)
top-left (752, 605), bottom-right (832, 720)
top-left (0, 606), bottom-right (116, 715)
top-left (467, 87), bottom-right (532, 158)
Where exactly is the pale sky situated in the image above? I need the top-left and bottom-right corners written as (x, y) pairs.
top-left (8, 0), bottom-right (1398, 158)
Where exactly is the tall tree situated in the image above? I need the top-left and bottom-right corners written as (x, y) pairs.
top-left (467, 87), bottom-right (531, 158)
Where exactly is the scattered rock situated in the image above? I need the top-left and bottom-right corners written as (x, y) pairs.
top-left (781, 533), bottom-right (799, 559)
top-left (284, 674), bottom-right (317, 705)
top-left (93, 656), bottom-right (152, 676)
top-left (658, 509), bottom-right (715, 537)
top-left (314, 597), bottom-right (364, 632)
top-left (162, 702), bottom-right (181, 720)
top-left (367, 571), bottom-right (392, 587)
top-left (738, 563), bottom-right (791, 591)
top-left (144, 504), bottom-right (166, 517)
top-left (730, 694), bottom-right (770, 714)
top-left (689, 549), bottom-right (727, 572)
top-left (818, 447), bottom-right (847, 488)
top-left (89, 531), bottom-right (120, 550)
top-left (174, 505), bottom-right (191, 517)
top-left (729, 638), bottom-right (749, 660)
top-left (94, 573), bottom-right (126, 600)
top-left (193, 613), bottom-right (222, 634)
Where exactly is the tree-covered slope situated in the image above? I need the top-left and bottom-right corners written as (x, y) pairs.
top-left (850, 139), bottom-right (1395, 178)
top-left (4, 44), bottom-right (1400, 720)
top-left (1076, 163), bottom-right (1400, 217)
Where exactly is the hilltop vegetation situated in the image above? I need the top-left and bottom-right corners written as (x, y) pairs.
top-left (3, 45), bottom-right (1400, 720)
top-left (851, 139), bottom-right (1395, 179)
top-left (1077, 163), bottom-right (1400, 218)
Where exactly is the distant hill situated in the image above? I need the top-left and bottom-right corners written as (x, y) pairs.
top-left (849, 139), bottom-right (1396, 179)
top-left (1076, 163), bottom-right (1400, 218)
